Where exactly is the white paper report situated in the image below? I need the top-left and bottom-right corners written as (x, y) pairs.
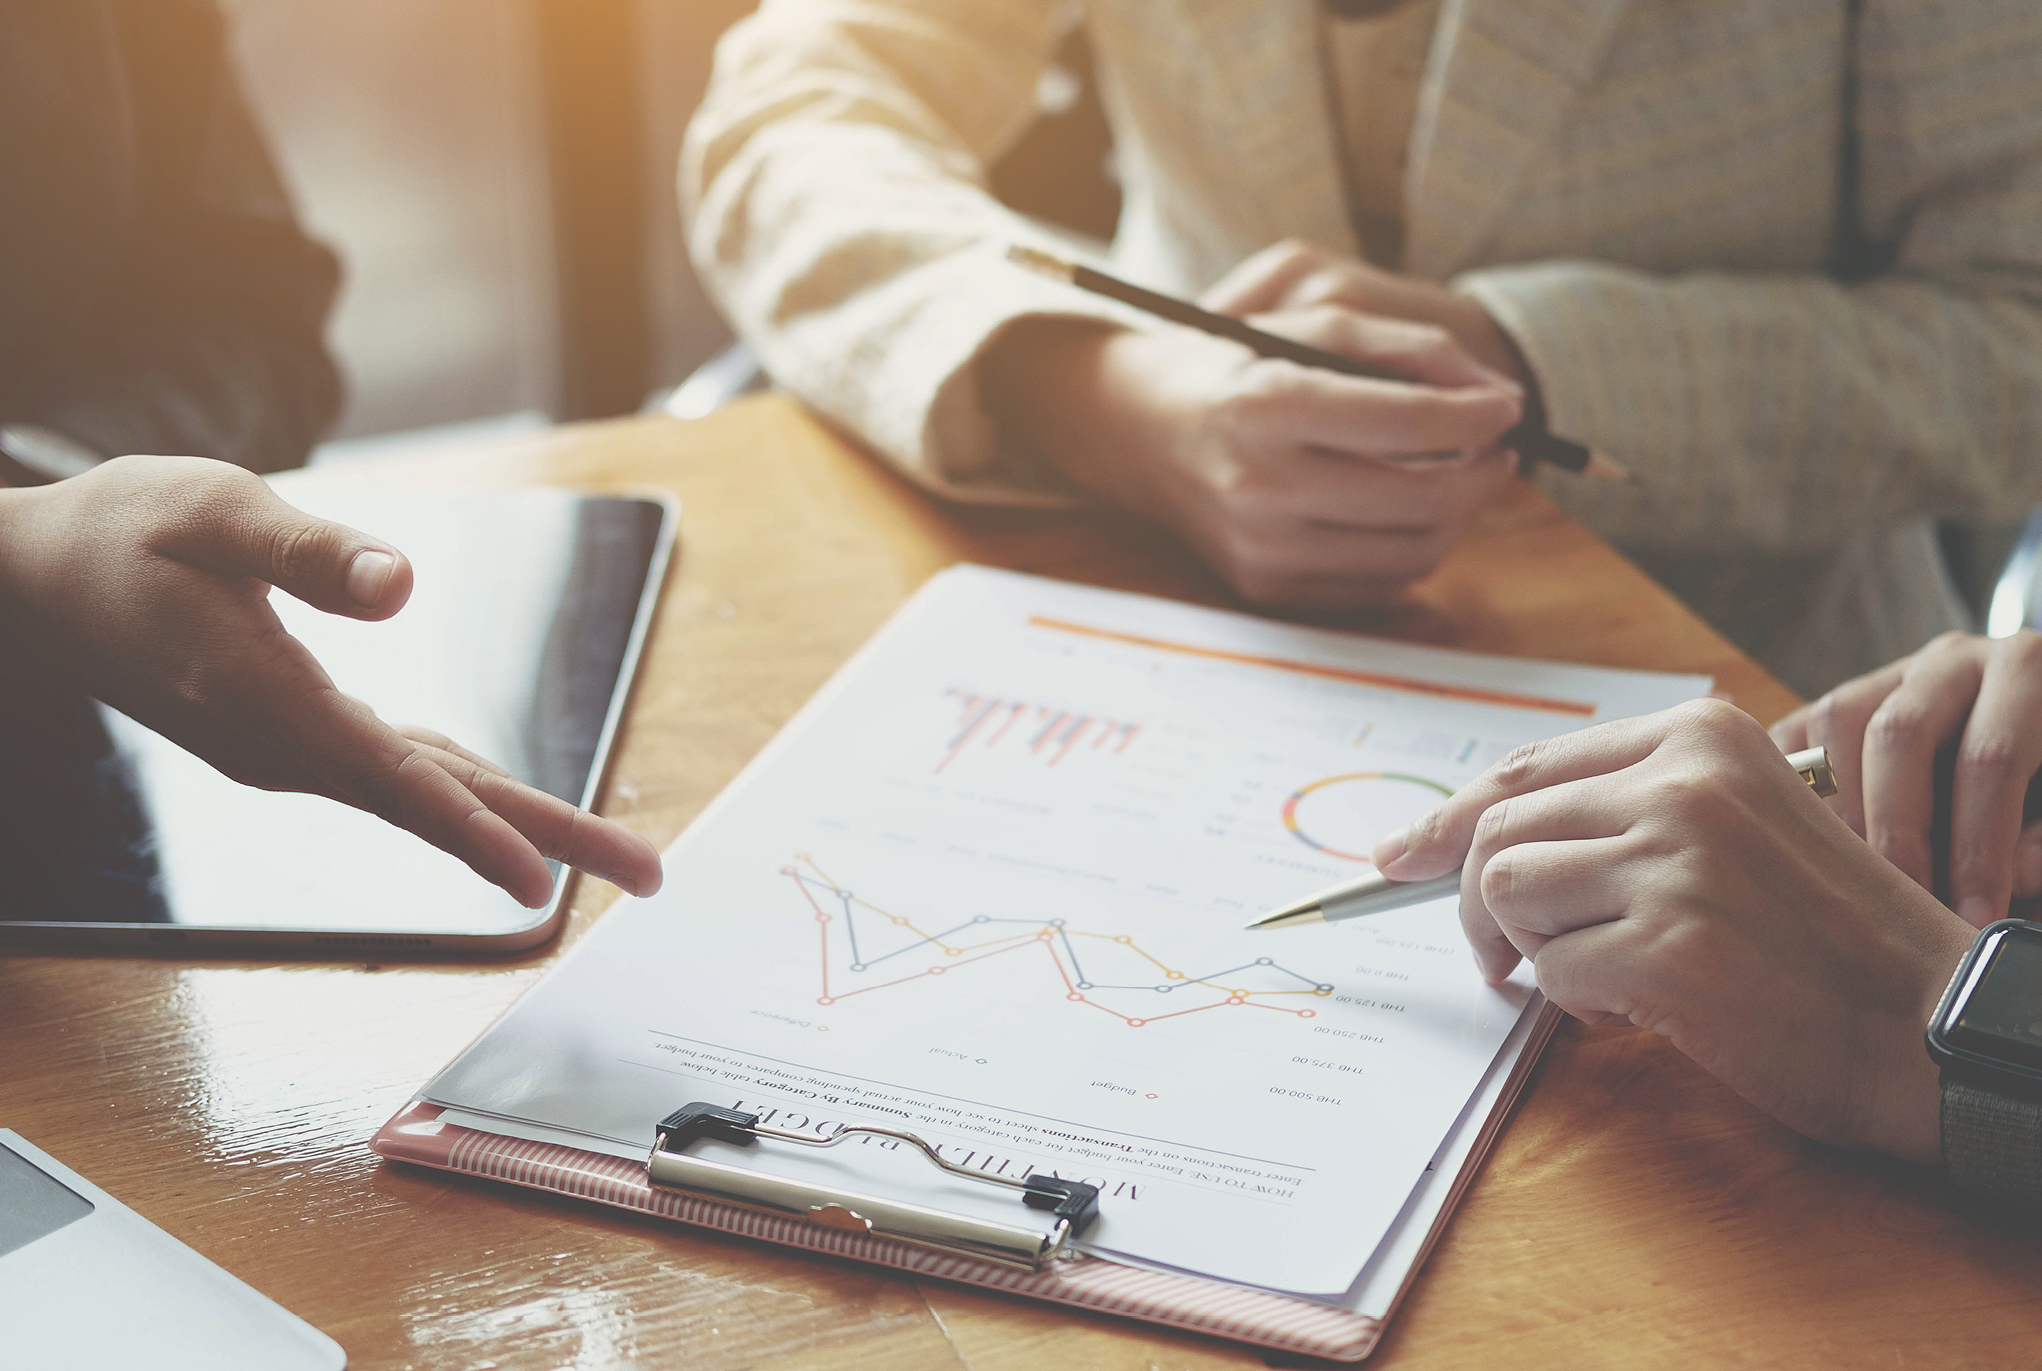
top-left (423, 567), bottom-right (1708, 1294)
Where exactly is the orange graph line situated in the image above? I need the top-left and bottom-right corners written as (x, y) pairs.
top-left (790, 868), bottom-right (834, 1002)
top-left (791, 863), bottom-right (1329, 1028)
top-left (1026, 616), bottom-right (1596, 717)
top-left (823, 939), bottom-right (1039, 1003)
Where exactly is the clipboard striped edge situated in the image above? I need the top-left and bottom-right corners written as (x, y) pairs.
top-left (370, 1103), bottom-right (1382, 1361)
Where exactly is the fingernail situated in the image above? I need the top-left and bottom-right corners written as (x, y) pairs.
top-left (1958, 895), bottom-right (1995, 929)
top-left (1373, 826), bottom-right (1411, 871)
top-left (347, 550), bottom-right (396, 607)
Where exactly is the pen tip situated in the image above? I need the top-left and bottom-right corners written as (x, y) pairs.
top-left (1243, 903), bottom-right (1326, 932)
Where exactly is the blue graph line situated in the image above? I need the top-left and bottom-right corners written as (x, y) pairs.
top-left (795, 871), bottom-right (1332, 993)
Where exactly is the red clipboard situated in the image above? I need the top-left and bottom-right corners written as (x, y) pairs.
top-left (371, 1000), bottom-right (1560, 1363)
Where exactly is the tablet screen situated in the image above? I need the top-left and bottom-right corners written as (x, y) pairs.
top-left (0, 485), bottom-right (669, 945)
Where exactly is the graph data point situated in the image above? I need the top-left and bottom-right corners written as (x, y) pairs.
top-left (1145, 1093), bottom-right (1158, 1099)
top-left (794, 856), bottom-right (1337, 1031)
top-left (1300, 1010), bottom-right (1315, 1018)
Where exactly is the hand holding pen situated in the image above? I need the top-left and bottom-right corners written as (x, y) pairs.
top-left (1301, 698), bottom-right (1973, 1167)
top-left (1009, 244), bottom-right (1630, 482)
top-left (1250, 741), bottom-right (1835, 929)
top-left (986, 247), bottom-right (1540, 612)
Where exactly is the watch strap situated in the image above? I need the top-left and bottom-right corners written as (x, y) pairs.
top-left (1941, 1076), bottom-right (2042, 1205)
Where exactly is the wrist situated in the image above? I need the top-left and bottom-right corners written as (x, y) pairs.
top-left (1865, 913), bottom-right (1975, 1165)
top-left (981, 319), bottom-right (1157, 507)
top-left (1443, 290), bottom-right (1534, 394)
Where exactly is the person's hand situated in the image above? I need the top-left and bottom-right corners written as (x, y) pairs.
top-left (982, 299), bottom-right (1524, 611)
top-left (1371, 698), bottom-right (1975, 1164)
top-left (1201, 240), bottom-right (1534, 392)
top-left (0, 455), bottom-right (663, 907)
top-left (1771, 632), bottom-right (2042, 928)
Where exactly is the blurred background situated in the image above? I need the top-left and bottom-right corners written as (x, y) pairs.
top-left (222, 0), bottom-right (2018, 612)
top-left (222, 0), bottom-right (1116, 448)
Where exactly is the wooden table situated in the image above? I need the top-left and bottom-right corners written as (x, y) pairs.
top-left (8, 395), bottom-right (2040, 1369)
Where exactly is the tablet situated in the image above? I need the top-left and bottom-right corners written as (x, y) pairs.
top-left (0, 481), bottom-right (675, 955)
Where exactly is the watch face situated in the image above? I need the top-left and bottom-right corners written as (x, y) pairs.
top-left (1947, 927), bottom-right (2042, 1070)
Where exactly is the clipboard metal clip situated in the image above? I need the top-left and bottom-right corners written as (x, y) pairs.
top-left (648, 1102), bottom-right (1100, 1271)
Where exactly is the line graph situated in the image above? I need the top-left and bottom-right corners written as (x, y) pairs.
top-left (782, 855), bottom-right (1331, 1028)
top-left (935, 688), bottom-right (1140, 775)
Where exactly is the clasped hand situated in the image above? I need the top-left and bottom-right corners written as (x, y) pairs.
top-left (984, 242), bottom-right (1527, 609)
top-left (0, 456), bottom-right (662, 907)
top-left (1773, 630), bottom-right (2042, 927)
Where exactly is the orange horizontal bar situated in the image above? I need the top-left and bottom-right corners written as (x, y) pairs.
top-left (1026, 617), bottom-right (1596, 717)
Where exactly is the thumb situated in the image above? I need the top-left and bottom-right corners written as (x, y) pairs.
top-left (166, 468), bottom-right (415, 620)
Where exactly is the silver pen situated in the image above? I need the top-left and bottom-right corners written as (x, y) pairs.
top-left (1244, 745), bottom-right (1838, 932)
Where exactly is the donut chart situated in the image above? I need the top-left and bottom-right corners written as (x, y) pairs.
top-left (1282, 771), bottom-right (1454, 862)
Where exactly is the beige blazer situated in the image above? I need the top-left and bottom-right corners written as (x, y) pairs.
top-left (683, 0), bottom-right (2042, 695)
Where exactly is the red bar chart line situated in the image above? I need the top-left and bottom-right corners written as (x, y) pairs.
top-left (935, 699), bottom-right (1001, 775)
top-left (982, 701), bottom-right (1026, 748)
top-left (1048, 716), bottom-right (1096, 767)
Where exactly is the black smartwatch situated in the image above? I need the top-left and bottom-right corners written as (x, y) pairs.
top-left (1927, 919), bottom-right (2042, 1204)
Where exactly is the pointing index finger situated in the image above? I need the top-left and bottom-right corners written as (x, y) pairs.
top-left (1373, 714), bottom-right (1672, 881)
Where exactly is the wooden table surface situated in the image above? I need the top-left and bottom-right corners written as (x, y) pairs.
top-left (8, 394), bottom-right (2041, 1369)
